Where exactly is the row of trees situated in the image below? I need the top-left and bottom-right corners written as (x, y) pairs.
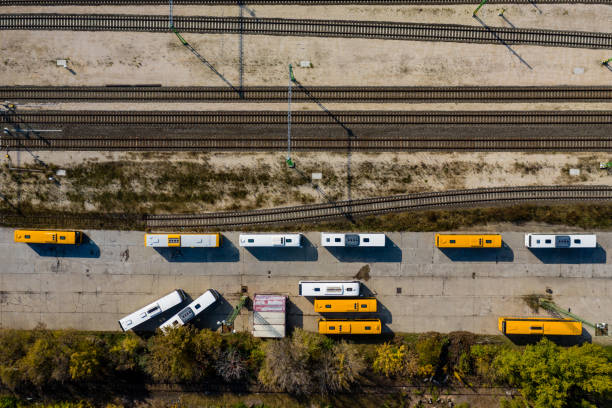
top-left (0, 327), bottom-right (610, 407)
top-left (371, 335), bottom-right (611, 408)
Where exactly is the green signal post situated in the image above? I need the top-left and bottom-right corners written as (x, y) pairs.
top-left (473, 0), bottom-right (489, 16)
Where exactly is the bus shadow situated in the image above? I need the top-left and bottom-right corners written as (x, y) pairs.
top-left (528, 245), bottom-right (606, 264)
top-left (439, 241), bottom-right (514, 262)
top-left (132, 302), bottom-right (188, 335)
top-left (286, 298), bottom-right (304, 333)
top-left (191, 295), bottom-right (233, 331)
top-left (244, 236), bottom-right (318, 261)
top-left (504, 329), bottom-right (592, 346)
top-left (324, 236), bottom-right (402, 263)
top-left (26, 234), bottom-right (100, 258)
top-left (153, 238), bottom-right (239, 262)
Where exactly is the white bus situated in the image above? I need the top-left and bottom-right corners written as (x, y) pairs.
top-left (118, 289), bottom-right (186, 331)
top-left (299, 280), bottom-right (361, 297)
top-left (239, 234), bottom-right (302, 247)
top-left (321, 233), bottom-right (386, 247)
top-left (525, 234), bottom-right (596, 249)
top-left (160, 289), bottom-right (220, 332)
top-left (145, 233), bottom-right (221, 248)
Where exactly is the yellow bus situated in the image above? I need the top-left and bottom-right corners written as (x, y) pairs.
top-left (435, 234), bottom-right (502, 248)
top-left (318, 319), bottom-right (381, 335)
top-left (14, 230), bottom-right (83, 245)
top-left (498, 317), bottom-right (582, 336)
top-left (314, 298), bottom-right (377, 313)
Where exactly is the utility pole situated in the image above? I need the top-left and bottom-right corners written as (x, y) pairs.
top-left (473, 0), bottom-right (488, 15)
top-left (286, 64), bottom-right (296, 168)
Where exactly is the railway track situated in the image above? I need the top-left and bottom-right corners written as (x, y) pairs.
top-left (2, 14), bottom-right (611, 49)
top-left (3, 0), bottom-right (611, 5)
top-left (3, 85), bottom-right (612, 103)
top-left (3, 110), bottom-right (611, 126)
top-left (3, 135), bottom-right (611, 151)
top-left (2, 110), bottom-right (610, 151)
top-left (144, 186), bottom-right (612, 228)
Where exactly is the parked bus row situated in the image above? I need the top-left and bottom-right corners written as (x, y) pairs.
top-left (298, 280), bottom-right (381, 334)
top-left (14, 230), bottom-right (598, 250)
top-left (115, 284), bottom-right (583, 336)
top-left (118, 289), bottom-right (219, 332)
top-left (436, 233), bottom-right (597, 249)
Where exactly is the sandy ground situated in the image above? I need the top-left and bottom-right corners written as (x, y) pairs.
top-left (1, 31), bottom-right (610, 88)
top-left (11, 102), bottom-right (612, 111)
top-left (3, 4), bottom-right (612, 33)
top-left (3, 151), bottom-right (611, 213)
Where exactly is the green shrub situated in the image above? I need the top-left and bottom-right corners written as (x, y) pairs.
top-left (372, 343), bottom-right (408, 378)
top-left (144, 326), bottom-right (198, 383)
top-left (494, 338), bottom-right (612, 408)
top-left (470, 344), bottom-right (502, 381)
top-left (109, 334), bottom-right (143, 371)
top-left (415, 333), bottom-right (448, 376)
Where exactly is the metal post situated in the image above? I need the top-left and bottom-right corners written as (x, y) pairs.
top-left (286, 64), bottom-right (295, 168)
top-left (473, 0), bottom-right (488, 15)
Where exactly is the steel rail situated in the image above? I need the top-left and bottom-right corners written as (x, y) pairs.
top-left (1, 14), bottom-right (611, 49)
top-left (2, 0), bottom-right (611, 5)
top-left (3, 85), bottom-right (612, 103)
top-left (3, 110), bottom-right (611, 125)
top-left (3, 135), bottom-right (612, 151)
top-left (143, 186), bottom-right (612, 228)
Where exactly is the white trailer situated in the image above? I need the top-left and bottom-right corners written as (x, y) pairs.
top-left (525, 234), bottom-right (597, 249)
top-left (252, 294), bottom-right (286, 338)
top-left (320, 233), bottom-right (386, 247)
top-left (118, 290), bottom-right (186, 331)
top-left (239, 234), bottom-right (302, 247)
top-left (298, 280), bottom-right (361, 297)
top-left (160, 289), bottom-right (219, 332)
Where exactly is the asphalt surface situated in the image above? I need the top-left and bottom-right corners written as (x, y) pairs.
top-left (0, 229), bottom-right (610, 343)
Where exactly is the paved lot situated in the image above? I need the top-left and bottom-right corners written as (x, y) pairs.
top-left (0, 228), bottom-right (610, 343)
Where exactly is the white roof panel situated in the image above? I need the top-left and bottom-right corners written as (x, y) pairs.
top-left (180, 234), bottom-right (218, 248)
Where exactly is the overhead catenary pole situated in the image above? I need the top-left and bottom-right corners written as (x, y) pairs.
top-left (473, 0), bottom-right (489, 15)
top-left (286, 64), bottom-right (296, 168)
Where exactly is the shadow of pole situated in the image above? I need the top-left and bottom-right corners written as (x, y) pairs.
top-left (2, 108), bottom-right (52, 147)
top-left (473, 14), bottom-right (533, 70)
top-left (0, 191), bottom-right (22, 214)
top-left (171, 27), bottom-right (241, 95)
top-left (290, 164), bottom-right (355, 224)
top-left (291, 79), bottom-right (356, 221)
top-left (528, 0), bottom-right (543, 14)
top-left (500, 14), bottom-right (516, 29)
top-left (238, 0), bottom-right (244, 98)
top-left (293, 79), bottom-right (354, 137)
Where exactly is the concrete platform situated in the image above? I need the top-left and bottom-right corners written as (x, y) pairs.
top-left (0, 228), bottom-right (610, 343)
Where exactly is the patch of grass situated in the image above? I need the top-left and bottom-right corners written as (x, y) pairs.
top-left (2, 204), bottom-right (611, 233)
top-left (522, 294), bottom-right (543, 313)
